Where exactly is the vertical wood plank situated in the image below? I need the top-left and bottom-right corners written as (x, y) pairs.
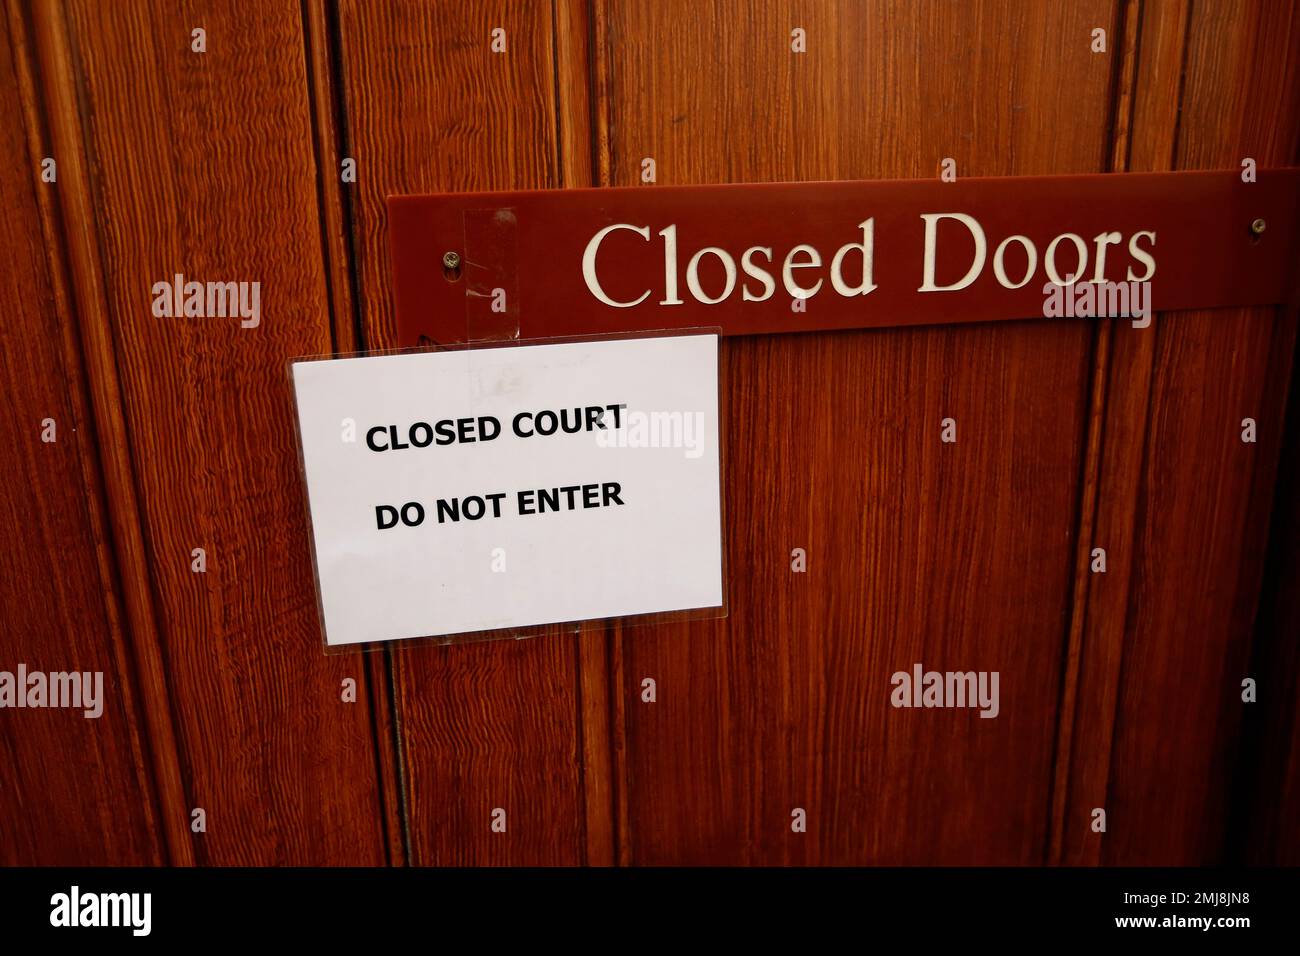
top-left (556, 0), bottom-right (616, 868)
top-left (599, 0), bottom-right (1116, 864)
top-left (335, 0), bottom-right (588, 865)
top-left (1095, 0), bottom-right (1300, 863)
top-left (1048, 0), bottom-right (1141, 863)
top-left (303, 0), bottom-right (406, 867)
top-left (0, 3), bottom-right (161, 865)
top-left (1051, 0), bottom-right (1191, 866)
top-left (25, 0), bottom-right (199, 864)
top-left (51, 0), bottom-right (387, 864)
top-left (1239, 325), bottom-right (1300, 864)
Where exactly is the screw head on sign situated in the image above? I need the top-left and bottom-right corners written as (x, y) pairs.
top-left (442, 250), bottom-right (462, 270)
top-left (1250, 218), bottom-right (1267, 236)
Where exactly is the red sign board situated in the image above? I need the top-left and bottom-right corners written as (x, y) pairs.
top-left (388, 169), bottom-right (1300, 346)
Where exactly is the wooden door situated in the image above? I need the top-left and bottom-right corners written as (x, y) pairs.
top-left (2, 0), bottom-right (1297, 866)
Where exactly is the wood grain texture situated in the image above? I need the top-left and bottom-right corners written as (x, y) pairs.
top-left (1047, 0), bottom-right (1142, 865)
top-left (25, 0), bottom-right (196, 867)
top-left (335, 0), bottom-right (588, 865)
top-left (1088, 0), bottom-right (1300, 865)
top-left (0, 4), bottom-right (160, 866)
top-left (59, 0), bottom-right (386, 864)
top-left (599, 0), bottom-right (1115, 864)
top-left (1240, 321), bottom-right (1300, 864)
top-left (556, 1), bottom-right (616, 867)
top-left (303, 0), bottom-right (406, 867)
top-left (1051, 0), bottom-right (1190, 866)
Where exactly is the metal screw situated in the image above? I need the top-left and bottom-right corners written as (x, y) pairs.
top-left (442, 250), bottom-right (462, 270)
top-left (1250, 218), bottom-right (1266, 236)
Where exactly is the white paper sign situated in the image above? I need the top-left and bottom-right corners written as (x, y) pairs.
top-left (292, 333), bottom-right (723, 646)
